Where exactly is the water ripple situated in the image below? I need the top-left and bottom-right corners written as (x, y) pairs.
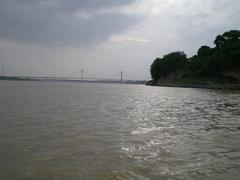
top-left (0, 82), bottom-right (240, 179)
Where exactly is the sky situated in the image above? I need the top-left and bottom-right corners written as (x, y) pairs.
top-left (0, 0), bottom-right (239, 80)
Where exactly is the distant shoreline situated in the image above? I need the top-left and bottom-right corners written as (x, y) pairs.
top-left (1, 76), bottom-right (239, 89)
top-left (146, 81), bottom-right (240, 90)
top-left (0, 76), bottom-right (146, 85)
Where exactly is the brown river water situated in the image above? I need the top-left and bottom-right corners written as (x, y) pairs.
top-left (0, 81), bottom-right (240, 180)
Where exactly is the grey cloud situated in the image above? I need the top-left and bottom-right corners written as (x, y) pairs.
top-left (1, 0), bottom-right (135, 12)
top-left (46, 0), bottom-right (136, 12)
top-left (0, 0), bottom-right (138, 46)
top-left (174, 0), bottom-right (240, 51)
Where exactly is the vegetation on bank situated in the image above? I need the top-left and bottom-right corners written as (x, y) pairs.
top-left (149, 30), bottom-right (240, 89)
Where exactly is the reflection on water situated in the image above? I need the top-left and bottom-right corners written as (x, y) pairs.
top-left (0, 81), bottom-right (240, 179)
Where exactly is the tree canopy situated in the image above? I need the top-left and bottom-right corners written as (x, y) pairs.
top-left (150, 51), bottom-right (188, 81)
top-left (150, 30), bottom-right (240, 83)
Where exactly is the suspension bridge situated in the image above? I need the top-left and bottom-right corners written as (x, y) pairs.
top-left (0, 67), bottom-right (146, 84)
top-left (68, 69), bottom-right (124, 82)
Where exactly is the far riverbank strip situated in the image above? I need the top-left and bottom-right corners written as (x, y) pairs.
top-left (0, 76), bottom-right (146, 85)
top-left (146, 81), bottom-right (240, 90)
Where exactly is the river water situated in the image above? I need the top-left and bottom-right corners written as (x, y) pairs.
top-left (0, 81), bottom-right (240, 180)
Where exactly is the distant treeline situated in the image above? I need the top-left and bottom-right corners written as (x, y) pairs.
top-left (150, 30), bottom-right (240, 84)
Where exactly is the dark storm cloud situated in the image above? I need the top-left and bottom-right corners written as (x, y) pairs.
top-left (0, 0), bottom-right (137, 46)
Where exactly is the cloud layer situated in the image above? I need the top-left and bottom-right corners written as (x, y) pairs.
top-left (0, 0), bottom-right (137, 46)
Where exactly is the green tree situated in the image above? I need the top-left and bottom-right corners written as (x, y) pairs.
top-left (197, 46), bottom-right (212, 56)
top-left (150, 58), bottom-right (161, 81)
top-left (150, 51), bottom-right (188, 81)
top-left (150, 30), bottom-right (240, 84)
top-left (214, 30), bottom-right (240, 48)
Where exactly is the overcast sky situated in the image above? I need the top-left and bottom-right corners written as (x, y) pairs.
top-left (0, 0), bottom-right (239, 80)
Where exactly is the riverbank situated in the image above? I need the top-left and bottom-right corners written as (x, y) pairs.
top-left (0, 76), bottom-right (146, 85)
top-left (146, 79), bottom-right (240, 90)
